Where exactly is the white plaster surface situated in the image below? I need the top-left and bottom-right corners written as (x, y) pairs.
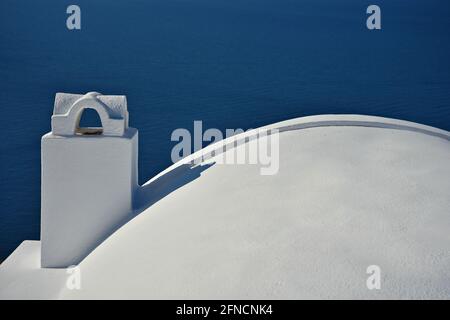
top-left (1, 115), bottom-right (449, 299)
top-left (41, 92), bottom-right (138, 268)
top-left (0, 241), bottom-right (67, 299)
top-left (41, 129), bottom-right (138, 268)
top-left (52, 92), bottom-right (129, 136)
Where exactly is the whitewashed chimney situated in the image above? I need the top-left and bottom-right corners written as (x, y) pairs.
top-left (41, 92), bottom-right (138, 268)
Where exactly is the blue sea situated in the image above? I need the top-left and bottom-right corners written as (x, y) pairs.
top-left (1, 0), bottom-right (449, 260)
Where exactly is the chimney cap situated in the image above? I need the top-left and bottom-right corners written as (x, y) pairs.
top-left (51, 92), bottom-right (129, 136)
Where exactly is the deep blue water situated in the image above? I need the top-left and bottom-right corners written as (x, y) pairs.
top-left (1, 0), bottom-right (449, 260)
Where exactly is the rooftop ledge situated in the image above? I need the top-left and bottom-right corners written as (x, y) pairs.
top-left (1, 114), bottom-right (449, 299)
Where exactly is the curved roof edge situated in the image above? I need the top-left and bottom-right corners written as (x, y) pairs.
top-left (143, 114), bottom-right (450, 187)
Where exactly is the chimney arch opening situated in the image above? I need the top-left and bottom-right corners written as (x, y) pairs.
top-left (76, 107), bottom-right (104, 135)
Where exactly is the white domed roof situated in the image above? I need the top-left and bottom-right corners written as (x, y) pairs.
top-left (1, 115), bottom-right (449, 299)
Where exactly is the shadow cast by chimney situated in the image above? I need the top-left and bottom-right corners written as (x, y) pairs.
top-left (133, 162), bottom-right (215, 215)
